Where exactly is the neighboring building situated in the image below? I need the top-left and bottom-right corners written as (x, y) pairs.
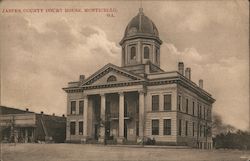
top-left (63, 8), bottom-right (215, 149)
top-left (0, 106), bottom-right (66, 143)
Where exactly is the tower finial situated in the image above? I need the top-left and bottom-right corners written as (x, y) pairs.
top-left (139, 7), bottom-right (143, 13)
top-left (139, 0), bottom-right (143, 13)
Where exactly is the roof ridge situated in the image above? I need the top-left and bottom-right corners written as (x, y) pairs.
top-left (80, 63), bottom-right (146, 86)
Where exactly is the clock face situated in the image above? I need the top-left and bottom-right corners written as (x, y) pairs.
top-left (128, 27), bottom-right (137, 35)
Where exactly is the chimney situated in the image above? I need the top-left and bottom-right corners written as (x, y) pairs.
top-left (185, 68), bottom-right (191, 80)
top-left (199, 79), bottom-right (203, 89)
top-left (79, 75), bottom-right (85, 82)
top-left (26, 108), bottom-right (29, 112)
top-left (178, 62), bottom-right (184, 75)
top-left (52, 113), bottom-right (55, 116)
top-left (41, 111), bottom-right (44, 114)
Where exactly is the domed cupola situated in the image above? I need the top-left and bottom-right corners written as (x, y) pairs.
top-left (120, 8), bottom-right (162, 68)
top-left (123, 8), bottom-right (160, 39)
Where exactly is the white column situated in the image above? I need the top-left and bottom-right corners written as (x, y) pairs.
top-left (76, 100), bottom-right (79, 115)
top-left (152, 44), bottom-right (156, 63)
top-left (159, 94), bottom-right (163, 111)
top-left (139, 91), bottom-right (145, 137)
top-left (138, 41), bottom-right (141, 63)
top-left (99, 94), bottom-right (106, 143)
top-left (66, 121), bottom-right (71, 141)
top-left (100, 94), bottom-right (106, 121)
top-left (83, 96), bottom-right (88, 139)
top-left (31, 128), bottom-right (34, 142)
top-left (76, 121), bottom-right (79, 136)
top-left (118, 92), bottom-right (124, 143)
top-left (25, 128), bottom-right (28, 143)
top-left (125, 44), bottom-right (128, 65)
top-left (122, 47), bottom-right (125, 67)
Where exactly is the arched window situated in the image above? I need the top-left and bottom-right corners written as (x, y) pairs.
top-left (107, 75), bottom-right (117, 82)
top-left (155, 49), bottom-right (159, 63)
top-left (144, 46), bottom-right (149, 59)
top-left (122, 47), bottom-right (125, 66)
top-left (130, 46), bottom-right (136, 60)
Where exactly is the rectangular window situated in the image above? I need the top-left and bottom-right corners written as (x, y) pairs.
top-left (207, 109), bottom-right (209, 120)
top-left (207, 126), bottom-right (211, 137)
top-left (152, 120), bottom-right (159, 135)
top-left (71, 101), bottom-right (76, 114)
top-left (200, 106), bottom-right (202, 118)
top-left (207, 109), bottom-right (211, 121)
top-left (185, 121), bottom-right (188, 136)
top-left (204, 125), bottom-right (206, 137)
top-left (197, 124), bottom-right (199, 137)
top-left (197, 103), bottom-right (200, 117)
top-left (200, 125), bottom-right (202, 137)
top-left (178, 95), bottom-right (181, 111)
top-left (192, 102), bottom-right (195, 116)
top-left (192, 122), bottom-right (195, 137)
top-left (200, 106), bottom-right (203, 119)
top-left (178, 119), bottom-right (182, 136)
top-left (186, 99), bottom-right (189, 114)
top-left (198, 104), bottom-right (202, 118)
top-left (70, 122), bottom-right (76, 135)
top-left (152, 95), bottom-right (159, 111)
top-left (164, 94), bottom-right (171, 111)
top-left (79, 121), bottom-right (83, 135)
top-left (136, 121), bottom-right (139, 136)
top-left (163, 119), bottom-right (171, 135)
top-left (204, 107), bottom-right (206, 120)
top-left (79, 101), bottom-right (84, 114)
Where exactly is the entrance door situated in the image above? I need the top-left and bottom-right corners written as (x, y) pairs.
top-left (124, 102), bottom-right (128, 117)
top-left (105, 121), bottom-right (111, 140)
top-left (94, 124), bottom-right (99, 140)
top-left (124, 122), bottom-right (127, 139)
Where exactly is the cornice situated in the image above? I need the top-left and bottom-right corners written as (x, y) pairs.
top-left (63, 80), bottom-right (146, 93)
top-left (63, 73), bottom-right (215, 103)
top-left (119, 34), bottom-right (162, 45)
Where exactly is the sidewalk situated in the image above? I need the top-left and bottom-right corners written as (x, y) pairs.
top-left (104, 144), bottom-right (191, 149)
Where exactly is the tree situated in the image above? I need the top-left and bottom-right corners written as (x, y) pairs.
top-left (212, 113), bottom-right (250, 149)
top-left (212, 113), bottom-right (236, 136)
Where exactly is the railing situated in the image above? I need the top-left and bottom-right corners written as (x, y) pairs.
top-left (107, 112), bottom-right (133, 120)
top-left (68, 81), bottom-right (79, 87)
top-left (124, 112), bottom-right (133, 118)
top-left (109, 113), bottom-right (118, 119)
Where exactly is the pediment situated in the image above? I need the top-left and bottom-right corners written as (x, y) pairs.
top-left (81, 63), bottom-right (145, 86)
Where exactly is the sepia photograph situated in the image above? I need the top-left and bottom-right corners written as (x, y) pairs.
top-left (0, 0), bottom-right (249, 161)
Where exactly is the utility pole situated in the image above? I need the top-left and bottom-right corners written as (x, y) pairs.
top-left (0, 44), bottom-right (2, 106)
top-left (0, 139), bottom-right (2, 161)
top-left (0, 47), bottom-right (3, 161)
top-left (0, 125), bottom-right (2, 161)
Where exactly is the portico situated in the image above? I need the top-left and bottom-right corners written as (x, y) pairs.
top-left (80, 85), bottom-right (145, 143)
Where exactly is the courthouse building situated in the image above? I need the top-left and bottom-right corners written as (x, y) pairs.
top-left (63, 8), bottom-right (215, 148)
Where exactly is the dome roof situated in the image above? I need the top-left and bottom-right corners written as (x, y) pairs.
top-left (120, 8), bottom-right (161, 44)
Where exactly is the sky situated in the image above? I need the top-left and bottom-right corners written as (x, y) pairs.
top-left (0, 0), bottom-right (249, 130)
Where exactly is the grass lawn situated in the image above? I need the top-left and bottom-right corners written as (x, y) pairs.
top-left (1, 143), bottom-right (250, 161)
